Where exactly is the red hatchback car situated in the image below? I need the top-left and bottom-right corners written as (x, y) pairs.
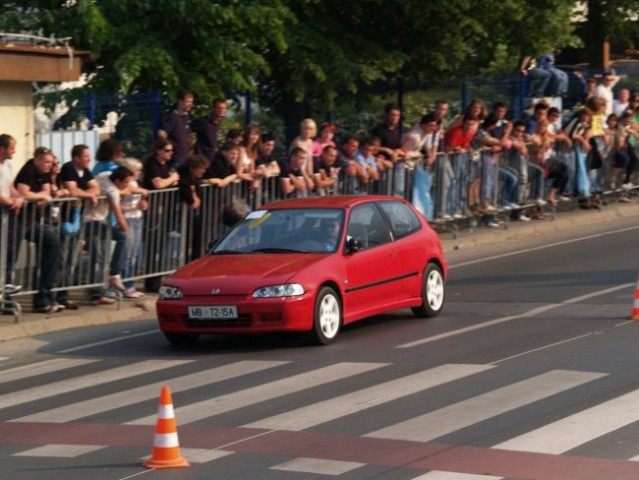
top-left (156, 195), bottom-right (447, 345)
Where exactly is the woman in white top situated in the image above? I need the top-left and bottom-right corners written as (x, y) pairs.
top-left (237, 123), bottom-right (263, 190)
top-left (119, 157), bottom-right (148, 298)
top-left (290, 118), bottom-right (317, 183)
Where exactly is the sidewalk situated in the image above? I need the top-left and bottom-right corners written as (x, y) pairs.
top-left (2, 199), bottom-right (638, 343)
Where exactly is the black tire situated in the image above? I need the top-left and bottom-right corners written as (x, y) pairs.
top-left (310, 286), bottom-right (342, 345)
top-left (164, 332), bottom-right (200, 346)
top-left (411, 263), bottom-right (445, 318)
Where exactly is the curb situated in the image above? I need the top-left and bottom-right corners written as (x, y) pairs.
top-left (440, 201), bottom-right (639, 253)
top-left (0, 298), bottom-right (156, 343)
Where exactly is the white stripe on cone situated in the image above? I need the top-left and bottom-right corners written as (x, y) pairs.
top-left (153, 432), bottom-right (180, 448)
top-left (157, 404), bottom-right (175, 419)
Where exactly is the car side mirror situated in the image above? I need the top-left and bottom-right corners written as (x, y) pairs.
top-left (346, 237), bottom-right (363, 254)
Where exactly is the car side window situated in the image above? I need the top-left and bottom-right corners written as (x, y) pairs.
top-left (379, 201), bottom-right (421, 239)
top-left (347, 204), bottom-right (392, 249)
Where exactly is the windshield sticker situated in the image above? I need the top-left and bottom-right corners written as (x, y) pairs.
top-left (247, 210), bottom-right (267, 219)
top-left (248, 211), bottom-right (271, 229)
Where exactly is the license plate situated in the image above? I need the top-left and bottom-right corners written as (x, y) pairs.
top-left (188, 305), bottom-right (238, 320)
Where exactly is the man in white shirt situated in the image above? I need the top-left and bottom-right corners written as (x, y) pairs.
top-left (613, 88), bottom-right (630, 117)
top-left (0, 134), bottom-right (24, 298)
top-left (402, 113), bottom-right (440, 165)
top-left (594, 72), bottom-right (621, 117)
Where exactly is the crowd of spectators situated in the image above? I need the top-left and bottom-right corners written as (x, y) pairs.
top-left (1, 70), bottom-right (638, 313)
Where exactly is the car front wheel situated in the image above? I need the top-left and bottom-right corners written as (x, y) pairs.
top-left (411, 263), bottom-right (445, 318)
top-left (311, 286), bottom-right (341, 345)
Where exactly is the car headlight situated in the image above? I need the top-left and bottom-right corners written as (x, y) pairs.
top-left (252, 283), bottom-right (305, 298)
top-left (159, 286), bottom-right (183, 299)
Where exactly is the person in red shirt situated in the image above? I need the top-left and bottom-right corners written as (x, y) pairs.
top-left (439, 116), bottom-right (477, 219)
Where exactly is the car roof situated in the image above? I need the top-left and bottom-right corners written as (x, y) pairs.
top-left (261, 195), bottom-right (407, 210)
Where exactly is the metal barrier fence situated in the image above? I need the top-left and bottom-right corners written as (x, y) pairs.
top-left (1, 145), bottom-right (636, 322)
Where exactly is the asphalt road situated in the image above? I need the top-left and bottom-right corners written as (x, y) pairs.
top-left (1, 214), bottom-right (639, 480)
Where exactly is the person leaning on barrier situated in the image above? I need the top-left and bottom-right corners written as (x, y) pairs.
top-left (93, 166), bottom-right (138, 295)
top-left (14, 147), bottom-right (66, 313)
top-left (402, 113), bottom-right (440, 166)
top-left (336, 136), bottom-right (365, 188)
top-left (290, 118), bottom-right (317, 182)
top-left (203, 140), bottom-right (239, 188)
top-left (0, 134), bottom-right (25, 297)
top-left (177, 154), bottom-right (210, 211)
top-left (141, 138), bottom-right (180, 293)
top-left (256, 133), bottom-right (281, 178)
top-left (312, 145), bottom-right (339, 195)
top-left (237, 123), bottom-right (264, 191)
top-left (55, 144), bottom-right (106, 308)
top-left (178, 155), bottom-right (210, 261)
top-left (118, 158), bottom-right (147, 299)
top-left (276, 146), bottom-right (314, 199)
top-left (354, 138), bottom-right (381, 186)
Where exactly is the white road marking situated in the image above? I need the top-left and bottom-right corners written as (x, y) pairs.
top-left (412, 472), bottom-right (503, 479)
top-left (57, 330), bottom-right (157, 354)
top-left (366, 370), bottom-right (606, 442)
top-left (270, 457), bottom-right (365, 475)
top-left (0, 358), bottom-right (98, 384)
top-left (397, 283), bottom-right (634, 349)
top-left (13, 444), bottom-right (105, 457)
top-left (0, 359), bottom-right (191, 410)
top-left (495, 387), bottom-right (639, 454)
top-left (245, 364), bottom-right (494, 431)
top-left (11, 360), bottom-right (288, 423)
top-left (128, 362), bottom-right (388, 425)
top-left (448, 225), bottom-right (639, 269)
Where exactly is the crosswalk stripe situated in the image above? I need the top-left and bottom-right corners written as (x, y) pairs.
top-left (0, 358), bottom-right (98, 384)
top-left (494, 387), bottom-right (639, 454)
top-left (245, 364), bottom-right (494, 431)
top-left (128, 362), bottom-right (388, 426)
top-left (13, 444), bottom-right (105, 458)
top-left (270, 457), bottom-right (365, 475)
top-left (366, 370), bottom-right (606, 442)
top-left (411, 472), bottom-right (503, 479)
top-left (11, 360), bottom-right (288, 423)
top-left (0, 359), bottom-right (191, 411)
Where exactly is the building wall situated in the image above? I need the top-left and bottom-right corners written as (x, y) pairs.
top-left (0, 81), bottom-right (34, 170)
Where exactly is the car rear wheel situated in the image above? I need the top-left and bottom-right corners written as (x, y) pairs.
top-left (164, 332), bottom-right (200, 346)
top-left (311, 286), bottom-right (341, 345)
top-left (411, 263), bottom-right (445, 318)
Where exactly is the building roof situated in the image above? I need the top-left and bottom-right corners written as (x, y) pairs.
top-left (0, 41), bottom-right (90, 82)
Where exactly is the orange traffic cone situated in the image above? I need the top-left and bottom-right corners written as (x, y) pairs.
top-left (631, 275), bottom-right (639, 321)
top-left (144, 385), bottom-right (190, 469)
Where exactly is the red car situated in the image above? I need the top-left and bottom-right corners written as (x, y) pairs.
top-left (156, 195), bottom-right (447, 345)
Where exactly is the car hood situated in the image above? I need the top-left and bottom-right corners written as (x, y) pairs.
top-left (165, 253), bottom-right (328, 295)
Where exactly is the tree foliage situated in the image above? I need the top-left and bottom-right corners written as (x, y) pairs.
top-left (1, 1), bottom-right (637, 119)
top-left (577, 0), bottom-right (639, 67)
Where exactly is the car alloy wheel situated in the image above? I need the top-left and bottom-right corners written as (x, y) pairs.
top-left (411, 263), bottom-right (445, 318)
top-left (312, 286), bottom-right (341, 345)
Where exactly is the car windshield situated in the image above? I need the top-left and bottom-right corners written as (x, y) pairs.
top-left (213, 208), bottom-right (345, 254)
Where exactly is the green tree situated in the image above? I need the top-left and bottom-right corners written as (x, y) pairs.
top-left (576, 0), bottom-right (639, 67)
top-left (0, 0), bottom-right (595, 134)
top-left (1, 0), bottom-right (292, 102)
